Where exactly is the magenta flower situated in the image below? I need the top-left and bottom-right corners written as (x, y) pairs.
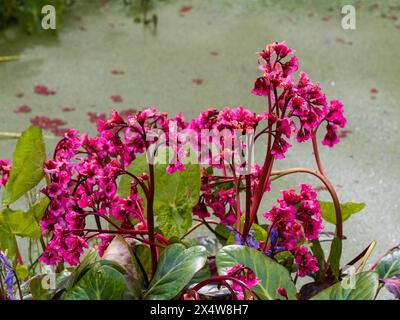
top-left (0, 160), bottom-right (11, 188)
top-left (39, 109), bottom-right (189, 265)
top-left (263, 184), bottom-right (322, 277)
top-left (294, 246), bottom-right (319, 277)
top-left (226, 264), bottom-right (260, 300)
top-left (321, 100), bottom-right (347, 147)
top-left (192, 202), bottom-right (210, 219)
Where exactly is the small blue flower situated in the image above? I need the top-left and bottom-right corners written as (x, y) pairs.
top-left (227, 226), bottom-right (259, 249)
top-left (0, 251), bottom-right (14, 297)
top-left (266, 228), bottom-right (286, 257)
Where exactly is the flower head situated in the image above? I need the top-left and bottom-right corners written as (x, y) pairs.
top-left (39, 108), bottom-right (189, 265)
top-left (226, 264), bottom-right (260, 300)
top-left (0, 159), bottom-right (11, 188)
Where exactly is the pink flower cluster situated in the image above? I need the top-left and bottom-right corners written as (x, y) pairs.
top-left (226, 264), bottom-right (260, 300)
top-left (263, 184), bottom-right (322, 277)
top-left (37, 42), bottom-right (345, 270)
top-left (252, 41), bottom-right (346, 156)
top-left (39, 108), bottom-right (188, 265)
top-left (189, 106), bottom-right (266, 169)
top-left (190, 107), bottom-right (270, 226)
top-left (193, 163), bottom-right (269, 226)
top-left (0, 160), bottom-right (11, 188)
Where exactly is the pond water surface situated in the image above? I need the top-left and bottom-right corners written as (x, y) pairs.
top-left (0, 0), bottom-right (399, 295)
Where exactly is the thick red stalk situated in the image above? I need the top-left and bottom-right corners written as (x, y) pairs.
top-left (242, 175), bottom-right (252, 239)
top-left (147, 163), bottom-right (158, 276)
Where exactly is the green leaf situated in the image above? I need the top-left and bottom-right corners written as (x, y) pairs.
top-left (328, 237), bottom-right (342, 280)
top-left (102, 236), bottom-right (140, 279)
top-left (63, 263), bottom-right (126, 300)
top-left (30, 270), bottom-right (71, 300)
top-left (16, 264), bottom-right (29, 281)
top-left (0, 208), bottom-right (41, 239)
top-left (214, 224), bottom-right (231, 245)
top-left (311, 272), bottom-right (379, 300)
top-left (65, 249), bottom-right (97, 291)
top-left (0, 228), bottom-right (17, 265)
top-left (274, 251), bottom-right (295, 273)
top-left (28, 196), bottom-right (50, 221)
top-left (2, 126), bottom-right (46, 205)
top-left (144, 244), bottom-right (207, 300)
top-left (216, 245), bottom-right (297, 300)
top-left (119, 149), bottom-right (200, 238)
top-left (133, 244), bottom-right (153, 279)
top-left (226, 217), bottom-right (267, 245)
top-left (375, 248), bottom-right (400, 280)
top-left (320, 201), bottom-right (366, 225)
top-left (311, 239), bottom-right (325, 282)
top-left (0, 205), bottom-right (44, 263)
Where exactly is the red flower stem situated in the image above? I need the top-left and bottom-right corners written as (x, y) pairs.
top-left (17, 249), bottom-right (24, 266)
top-left (147, 163), bottom-right (158, 276)
top-left (69, 228), bottom-right (149, 235)
top-left (192, 218), bottom-right (227, 241)
top-left (208, 178), bottom-right (237, 188)
top-left (242, 175), bottom-right (252, 240)
top-left (242, 89), bottom-right (277, 239)
top-left (243, 152), bottom-right (275, 239)
top-left (193, 218), bottom-right (220, 225)
top-left (120, 170), bottom-right (150, 198)
top-left (233, 174), bottom-right (242, 231)
top-left (84, 231), bottom-right (166, 248)
top-left (83, 212), bottom-right (122, 230)
top-left (94, 215), bottom-right (102, 230)
top-left (312, 132), bottom-right (326, 176)
top-left (181, 219), bottom-right (222, 239)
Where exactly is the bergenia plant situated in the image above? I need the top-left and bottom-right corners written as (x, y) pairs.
top-left (0, 42), bottom-right (399, 300)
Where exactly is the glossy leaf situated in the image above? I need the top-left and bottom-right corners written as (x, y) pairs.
top-left (2, 126), bottom-right (46, 205)
top-left (144, 244), bottom-right (207, 300)
top-left (216, 245), bottom-right (297, 300)
top-left (102, 236), bottom-right (139, 279)
top-left (311, 272), bottom-right (379, 300)
top-left (63, 264), bottom-right (126, 300)
top-left (375, 248), bottom-right (400, 280)
top-left (65, 249), bottom-right (97, 291)
top-left (319, 201), bottom-right (366, 225)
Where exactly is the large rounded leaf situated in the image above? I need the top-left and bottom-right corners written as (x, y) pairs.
top-left (144, 244), bottom-right (207, 300)
top-left (216, 245), bottom-right (297, 300)
top-left (63, 264), bottom-right (126, 300)
top-left (311, 272), bottom-right (379, 300)
top-left (375, 248), bottom-right (400, 280)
